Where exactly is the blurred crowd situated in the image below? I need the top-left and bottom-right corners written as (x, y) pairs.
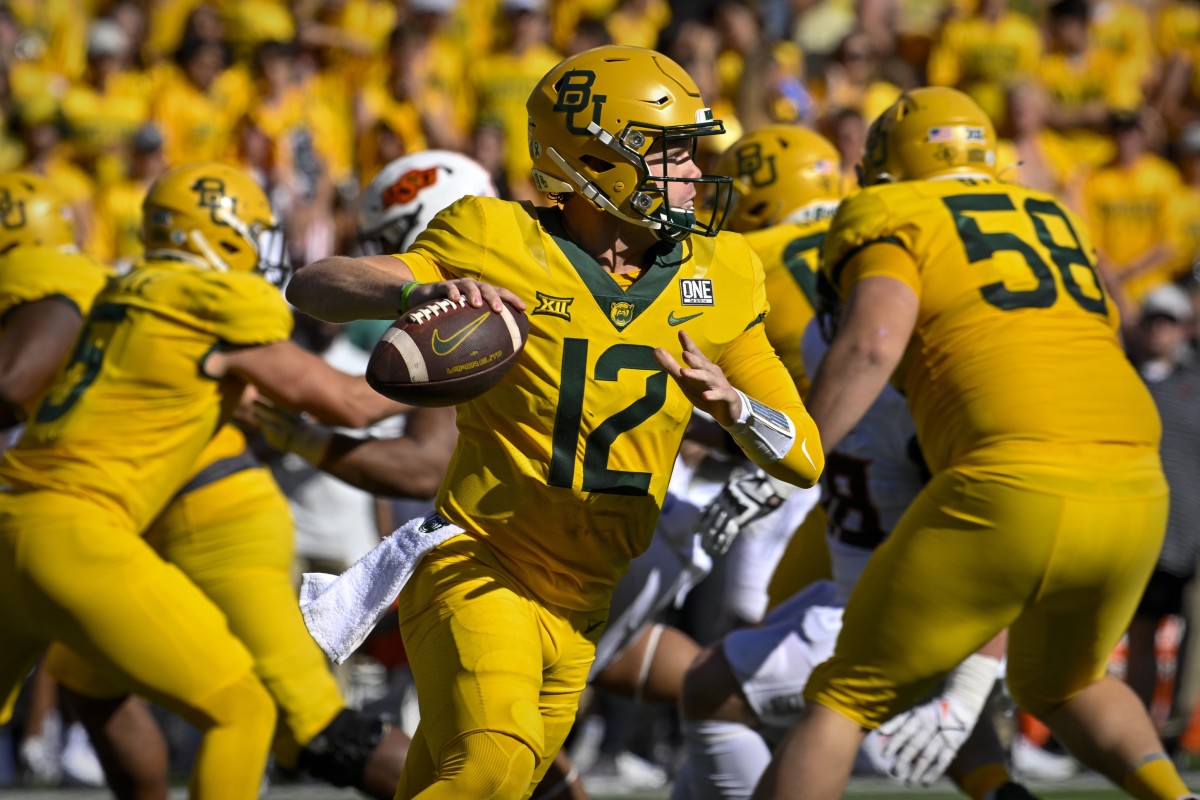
top-left (11, 0), bottom-right (1200, 792)
top-left (8, 0), bottom-right (1200, 321)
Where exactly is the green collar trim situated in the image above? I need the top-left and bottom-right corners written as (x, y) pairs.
top-left (538, 206), bottom-right (684, 331)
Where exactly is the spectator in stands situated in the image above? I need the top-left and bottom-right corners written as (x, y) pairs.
top-left (1039, 0), bottom-right (1144, 169)
top-left (151, 36), bottom-right (250, 165)
top-left (828, 106), bottom-right (866, 195)
top-left (925, 0), bottom-right (1042, 125)
top-left (88, 123), bottom-right (167, 269)
top-left (1126, 285), bottom-right (1200, 736)
top-left (470, 0), bottom-right (560, 203)
top-left (61, 18), bottom-right (150, 188)
top-left (995, 81), bottom-right (1084, 210)
top-left (1083, 110), bottom-right (1183, 324)
top-left (812, 30), bottom-right (902, 132)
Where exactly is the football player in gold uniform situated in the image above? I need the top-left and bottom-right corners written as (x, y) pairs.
top-left (0, 163), bottom-right (284, 800)
top-left (35, 162), bottom-right (412, 800)
top-left (0, 162), bottom-right (401, 800)
top-left (0, 173), bottom-right (110, 426)
top-left (288, 45), bottom-right (823, 800)
top-left (709, 124), bottom-right (843, 604)
top-left (753, 88), bottom-right (1190, 800)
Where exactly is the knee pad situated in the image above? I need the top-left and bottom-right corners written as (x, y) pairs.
top-left (297, 708), bottom-right (388, 788)
top-left (439, 730), bottom-right (535, 799)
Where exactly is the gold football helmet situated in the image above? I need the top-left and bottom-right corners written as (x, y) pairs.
top-left (527, 45), bottom-right (733, 241)
top-left (143, 161), bottom-right (286, 280)
top-left (716, 125), bottom-right (841, 233)
top-left (859, 86), bottom-right (997, 187)
top-left (0, 172), bottom-right (77, 255)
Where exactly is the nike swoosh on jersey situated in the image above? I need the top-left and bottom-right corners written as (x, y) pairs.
top-left (667, 310), bottom-right (704, 326)
top-left (584, 618), bottom-right (607, 634)
top-left (431, 312), bottom-right (491, 356)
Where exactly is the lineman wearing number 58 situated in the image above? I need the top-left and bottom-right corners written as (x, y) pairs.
top-left (754, 87), bottom-right (1191, 800)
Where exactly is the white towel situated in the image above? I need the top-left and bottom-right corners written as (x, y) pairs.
top-left (299, 512), bottom-right (463, 664)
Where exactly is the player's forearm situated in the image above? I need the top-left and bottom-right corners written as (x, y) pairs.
top-left (810, 275), bottom-right (916, 452)
top-left (807, 337), bottom-right (898, 454)
top-left (301, 375), bottom-right (409, 429)
top-left (718, 330), bottom-right (823, 488)
top-left (1119, 243), bottom-right (1176, 281)
top-left (747, 401), bottom-right (823, 488)
top-left (318, 433), bottom-right (450, 498)
top-left (287, 255), bottom-right (415, 322)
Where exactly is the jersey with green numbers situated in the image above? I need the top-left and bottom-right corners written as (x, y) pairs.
top-left (744, 216), bottom-right (833, 398)
top-left (0, 259), bottom-right (292, 530)
top-left (0, 246), bottom-right (111, 417)
top-left (402, 196), bottom-right (797, 610)
top-left (822, 176), bottom-right (1160, 477)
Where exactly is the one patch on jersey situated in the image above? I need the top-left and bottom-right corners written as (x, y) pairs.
top-left (679, 278), bottom-right (714, 306)
top-left (532, 291), bottom-right (573, 321)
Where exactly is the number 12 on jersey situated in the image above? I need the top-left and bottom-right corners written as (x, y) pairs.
top-left (549, 339), bottom-right (668, 496)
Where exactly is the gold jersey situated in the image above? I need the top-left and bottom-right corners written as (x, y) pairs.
top-left (0, 260), bottom-right (292, 530)
top-left (743, 214), bottom-right (834, 397)
top-left (1083, 153), bottom-right (1183, 305)
top-left (0, 247), bottom-right (111, 417)
top-left (402, 196), bottom-right (816, 609)
top-left (925, 11), bottom-right (1042, 123)
top-left (89, 179), bottom-right (149, 266)
top-left (822, 177), bottom-right (1160, 480)
top-left (0, 246), bottom-right (109, 322)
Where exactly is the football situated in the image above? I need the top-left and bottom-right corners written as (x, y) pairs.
top-left (366, 297), bottom-right (529, 407)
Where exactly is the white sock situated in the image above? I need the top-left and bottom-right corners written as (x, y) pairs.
top-left (676, 719), bottom-right (772, 800)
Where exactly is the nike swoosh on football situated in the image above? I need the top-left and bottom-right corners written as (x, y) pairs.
top-left (431, 312), bottom-right (491, 356)
top-left (668, 310), bottom-right (704, 326)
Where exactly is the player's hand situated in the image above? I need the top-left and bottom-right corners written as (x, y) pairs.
top-left (407, 279), bottom-right (526, 315)
top-left (251, 400), bottom-right (333, 465)
top-left (865, 695), bottom-right (976, 788)
top-left (697, 466), bottom-right (791, 556)
top-left (654, 331), bottom-right (741, 426)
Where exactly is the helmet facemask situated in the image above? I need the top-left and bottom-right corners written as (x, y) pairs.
top-left (544, 113), bottom-right (733, 242)
top-left (357, 206), bottom-right (422, 256)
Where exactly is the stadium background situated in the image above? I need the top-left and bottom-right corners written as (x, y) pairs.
top-left (5, 0), bottom-right (1200, 795)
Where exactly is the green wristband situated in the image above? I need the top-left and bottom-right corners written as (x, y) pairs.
top-left (399, 281), bottom-right (422, 314)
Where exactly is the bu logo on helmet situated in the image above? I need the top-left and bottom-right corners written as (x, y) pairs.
top-left (554, 69), bottom-right (607, 136)
top-left (0, 189), bottom-right (25, 230)
top-left (192, 177), bottom-right (236, 225)
top-left (735, 143), bottom-right (777, 188)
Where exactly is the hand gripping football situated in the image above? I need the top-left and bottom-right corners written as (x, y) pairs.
top-left (366, 297), bottom-right (529, 406)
